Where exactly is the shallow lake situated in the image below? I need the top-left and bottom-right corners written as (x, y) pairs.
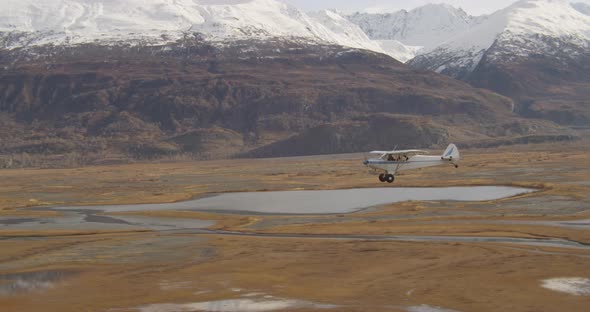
top-left (56, 186), bottom-right (534, 215)
top-left (4, 187), bottom-right (590, 251)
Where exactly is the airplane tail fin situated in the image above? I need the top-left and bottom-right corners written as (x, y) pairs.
top-left (441, 144), bottom-right (460, 165)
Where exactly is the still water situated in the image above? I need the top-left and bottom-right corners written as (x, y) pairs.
top-left (55, 186), bottom-right (534, 215)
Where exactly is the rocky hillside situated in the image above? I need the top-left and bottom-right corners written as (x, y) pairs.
top-left (0, 39), bottom-right (570, 166)
top-left (0, 0), bottom-right (580, 167)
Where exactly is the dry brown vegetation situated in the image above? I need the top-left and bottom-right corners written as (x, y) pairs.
top-left (0, 41), bottom-right (577, 165)
top-left (1, 140), bottom-right (588, 212)
top-left (0, 142), bottom-right (589, 311)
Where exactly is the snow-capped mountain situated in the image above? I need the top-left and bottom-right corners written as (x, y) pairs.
top-left (572, 2), bottom-right (590, 15)
top-left (348, 4), bottom-right (485, 56)
top-left (304, 10), bottom-right (386, 57)
top-left (409, 0), bottom-right (590, 78)
top-left (0, 0), bottom-right (414, 60)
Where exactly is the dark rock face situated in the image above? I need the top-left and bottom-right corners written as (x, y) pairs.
top-left (0, 40), bottom-right (567, 165)
top-left (469, 52), bottom-right (590, 127)
top-left (409, 36), bottom-right (590, 127)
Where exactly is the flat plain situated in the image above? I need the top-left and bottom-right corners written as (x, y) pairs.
top-left (0, 141), bottom-right (589, 312)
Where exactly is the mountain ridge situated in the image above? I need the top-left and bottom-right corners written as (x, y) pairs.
top-left (348, 4), bottom-right (482, 50)
top-left (0, 0), bottom-right (417, 61)
top-left (1, 39), bottom-right (570, 166)
top-left (410, 0), bottom-right (590, 76)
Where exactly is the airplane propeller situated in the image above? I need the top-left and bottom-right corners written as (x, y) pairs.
top-left (362, 152), bottom-right (376, 173)
top-left (362, 152), bottom-right (369, 166)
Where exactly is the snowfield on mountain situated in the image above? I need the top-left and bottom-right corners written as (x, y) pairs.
top-left (348, 4), bottom-right (484, 54)
top-left (0, 0), bottom-right (415, 60)
top-left (409, 0), bottom-right (590, 77)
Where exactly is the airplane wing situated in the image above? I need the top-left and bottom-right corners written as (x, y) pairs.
top-left (369, 149), bottom-right (428, 156)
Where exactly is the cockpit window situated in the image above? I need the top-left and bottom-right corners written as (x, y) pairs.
top-left (386, 154), bottom-right (409, 162)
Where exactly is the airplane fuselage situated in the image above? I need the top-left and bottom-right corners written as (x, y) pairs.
top-left (363, 155), bottom-right (452, 173)
top-left (363, 144), bottom-right (460, 183)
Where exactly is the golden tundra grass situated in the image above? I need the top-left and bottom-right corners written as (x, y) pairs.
top-left (0, 140), bottom-right (587, 213)
top-left (0, 141), bottom-right (589, 312)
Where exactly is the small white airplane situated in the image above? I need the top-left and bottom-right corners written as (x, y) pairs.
top-left (363, 144), bottom-right (460, 183)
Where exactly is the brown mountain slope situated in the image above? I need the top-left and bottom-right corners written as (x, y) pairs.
top-left (0, 40), bottom-right (570, 166)
top-left (410, 36), bottom-right (590, 128)
top-left (469, 53), bottom-right (590, 127)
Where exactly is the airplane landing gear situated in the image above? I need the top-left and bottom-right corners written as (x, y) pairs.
top-left (386, 174), bottom-right (395, 183)
top-left (379, 173), bottom-right (395, 183)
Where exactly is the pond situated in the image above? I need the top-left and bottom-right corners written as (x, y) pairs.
top-left (54, 186), bottom-right (534, 215)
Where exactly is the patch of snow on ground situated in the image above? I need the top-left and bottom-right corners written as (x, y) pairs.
top-left (137, 298), bottom-right (338, 312)
top-left (542, 277), bottom-right (590, 295)
top-left (406, 304), bottom-right (460, 312)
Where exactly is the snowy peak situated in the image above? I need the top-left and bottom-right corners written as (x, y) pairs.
top-left (0, 0), bottom-right (204, 33)
top-left (307, 9), bottom-right (416, 61)
top-left (306, 10), bottom-right (384, 54)
top-left (411, 3), bottom-right (471, 20)
top-left (410, 0), bottom-right (590, 77)
top-left (348, 3), bottom-right (481, 50)
top-left (502, 0), bottom-right (590, 38)
top-left (191, 0), bottom-right (319, 39)
top-left (3, 0), bottom-right (588, 66)
top-left (0, 0), bottom-right (397, 59)
top-left (440, 0), bottom-right (590, 56)
top-left (0, 0), bottom-right (206, 47)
